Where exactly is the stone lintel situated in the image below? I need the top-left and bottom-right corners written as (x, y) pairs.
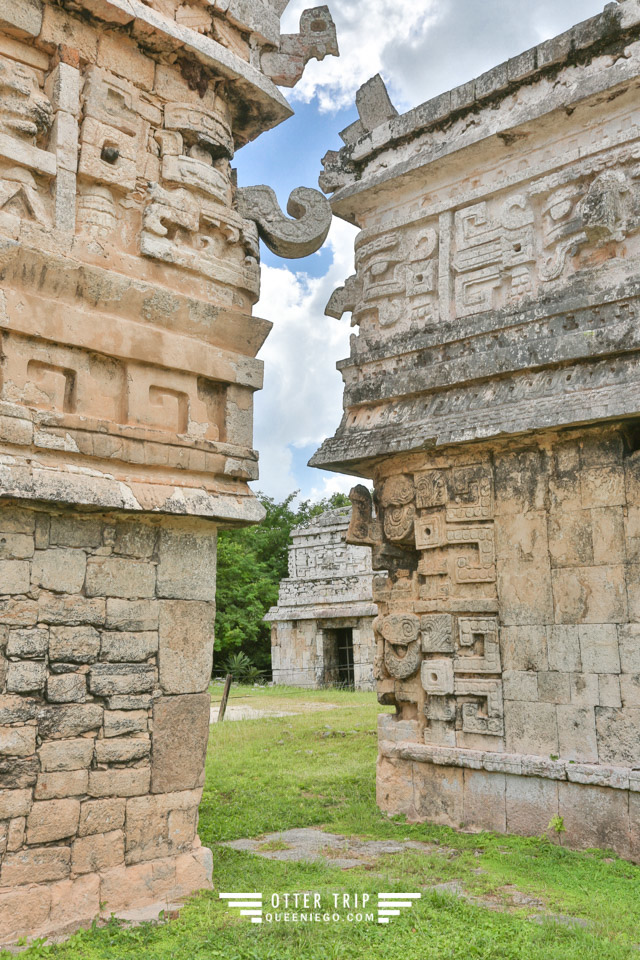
top-left (0, 240), bottom-right (273, 357)
top-left (264, 601), bottom-right (378, 622)
top-left (0, 458), bottom-right (266, 524)
top-left (310, 361), bottom-right (640, 471)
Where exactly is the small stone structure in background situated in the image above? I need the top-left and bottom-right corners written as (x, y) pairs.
top-left (0, 0), bottom-right (336, 944)
top-left (266, 507), bottom-right (376, 689)
top-left (312, 1), bottom-right (640, 859)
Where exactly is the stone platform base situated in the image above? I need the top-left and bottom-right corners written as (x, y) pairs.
top-left (0, 843), bottom-right (212, 946)
top-left (379, 740), bottom-right (640, 861)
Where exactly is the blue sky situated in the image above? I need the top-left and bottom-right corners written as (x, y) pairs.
top-left (235, 0), bottom-right (607, 504)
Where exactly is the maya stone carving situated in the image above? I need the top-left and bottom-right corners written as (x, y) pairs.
top-left (0, 0), bottom-right (337, 946)
top-left (311, 1), bottom-right (640, 861)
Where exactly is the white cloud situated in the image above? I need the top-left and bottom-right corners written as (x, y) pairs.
top-left (281, 0), bottom-right (608, 114)
top-left (252, 217), bottom-right (357, 500)
top-left (306, 472), bottom-right (365, 503)
top-left (282, 0), bottom-right (438, 112)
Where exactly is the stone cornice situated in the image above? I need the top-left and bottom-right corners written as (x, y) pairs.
top-left (380, 738), bottom-right (639, 792)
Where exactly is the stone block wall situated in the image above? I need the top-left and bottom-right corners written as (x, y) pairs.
top-left (0, 0), bottom-right (336, 942)
top-left (0, 501), bottom-right (215, 942)
top-left (312, 2), bottom-right (640, 858)
top-left (367, 423), bottom-right (640, 856)
top-left (270, 616), bottom-right (376, 689)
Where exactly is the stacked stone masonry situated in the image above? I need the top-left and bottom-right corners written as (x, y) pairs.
top-left (0, 0), bottom-right (337, 945)
top-left (265, 507), bottom-right (376, 689)
top-left (312, 1), bottom-right (640, 860)
top-left (0, 503), bottom-right (215, 943)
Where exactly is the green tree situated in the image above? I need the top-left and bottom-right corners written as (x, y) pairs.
top-left (214, 491), bottom-right (350, 673)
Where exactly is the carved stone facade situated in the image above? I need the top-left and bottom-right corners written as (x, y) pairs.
top-left (265, 507), bottom-right (376, 689)
top-left (0, 0), bottom-right (336, 945)
top-left (313, 1), bottom-right (640, 859)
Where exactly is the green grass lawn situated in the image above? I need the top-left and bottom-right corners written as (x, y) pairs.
top-left (7, 686), bottom-right (640, 959)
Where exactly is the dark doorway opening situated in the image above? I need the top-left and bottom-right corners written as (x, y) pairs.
top-left (336, 628), bottom-right (354, 688)
top-left (322, 627), bottom-right (355, 688)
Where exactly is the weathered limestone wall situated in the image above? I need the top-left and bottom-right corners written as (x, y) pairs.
top-left (312, 1), bottom-right (640, 858)
top-left (266, 508), bottom-right (376, 688)
top-left (0, 502), bottom-right (215, 942)
top-left (270, 618), bottom-right (376, 689)
top-left (373, 423), bottom-right (640, 857)
top-left (0, 0), bottom-right (336, 943)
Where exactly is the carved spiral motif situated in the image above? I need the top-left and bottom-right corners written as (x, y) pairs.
top-left (379, 475), bottom-right (414, 507)
top-left (383, 505), bottom-right (415, 542)
top-left (379, 475), bottom-right (415, 543)
top-left (379, 614), bottom-right (420, 646)
top-left (235, 185), bottom-right (332, 259)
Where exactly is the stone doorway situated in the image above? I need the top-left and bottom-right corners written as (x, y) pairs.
top-left (323, 628), bottom-right (355, 688)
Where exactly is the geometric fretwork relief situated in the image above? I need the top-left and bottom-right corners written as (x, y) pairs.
top-left (414, 464), bottom-right (496, 587)
top-left (420, 615), bottom-right (503, 740)
top-left (416, 522), bottom-right (496, 585)
top-left (414, 463), bottom-right (501, 741)
top-left (337, 164), bottom-right (640, 342)
top-left (0, 333), bottom-right (232, 444)
top-left (1, 334), bottom-right (127, 422)
top-left (455, 617), bottom-right (500, 673)
top-left (455, 678), bottom-right (504, 737)
top-left (453, 197), bottom-right (535, 318)
top-left (354, 463), bottom-right (503, 745)
top-left (445, 466), bottom-right (494, 521)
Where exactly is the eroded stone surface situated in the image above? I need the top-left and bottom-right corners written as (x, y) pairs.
top-left (313, 3), bottom-right (640, 863)
top-left (0, 0), bottom-right (337, 945)
top-left (151, 694), bottom-right (210, 794)
top-left (223, 827), bottom-right (434, 868)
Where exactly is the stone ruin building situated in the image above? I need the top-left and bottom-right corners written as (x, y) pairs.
top-left (312, 0), bottom-right (640, 859)
top-left (0, 0), bottom-right (336, 944)
top-left (266, 506), bottom-right (376, 689)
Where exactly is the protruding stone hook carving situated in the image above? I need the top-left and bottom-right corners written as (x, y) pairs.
top-left (261, 6), bottom-right (339, 88)
top-left (236, 184), bottom-right (332, 259)
top-left (325, 274), bottom-right (360, 319)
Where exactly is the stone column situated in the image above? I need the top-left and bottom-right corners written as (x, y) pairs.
top-left (0, 0), bottom-right (336, 944)
top-left (312, 2), bottom-right (640, 859)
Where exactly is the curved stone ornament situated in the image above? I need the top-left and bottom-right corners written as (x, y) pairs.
top-left (261, 6), bottom-right (339, 88)
top-left (236, 184), bottom-right (332, 259)
top-left (384, 639), bottom-right (421, 680)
